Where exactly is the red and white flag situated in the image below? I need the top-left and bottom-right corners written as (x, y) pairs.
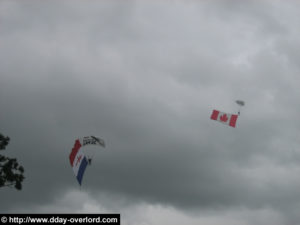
top-left (210, 109), bottom-right (238, 128)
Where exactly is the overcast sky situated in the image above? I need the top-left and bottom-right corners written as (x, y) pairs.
top-left (1, 0), bottom-right (300, 224)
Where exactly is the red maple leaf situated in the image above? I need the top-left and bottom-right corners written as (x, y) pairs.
top-left (220, 114), bottom-right (228, 122)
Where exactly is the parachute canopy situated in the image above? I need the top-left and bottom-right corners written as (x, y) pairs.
top-left (69, 136), bottom-right (105, 185)
top-left (79, 136), bottom-right (105, 148)
top-left (236, 100), bottom-right (245, 106)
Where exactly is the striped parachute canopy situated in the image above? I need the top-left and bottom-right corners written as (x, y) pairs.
top-left (69, 136), bottom-right (105, 185)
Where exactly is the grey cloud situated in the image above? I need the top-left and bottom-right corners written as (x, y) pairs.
top-left (1, 1), bottom-right (300, 224)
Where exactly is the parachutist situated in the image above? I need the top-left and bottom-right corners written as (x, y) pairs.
top-left (88, 158), bottom-right (92, 165)
top-left (236, 100), bottom-right (244, 116)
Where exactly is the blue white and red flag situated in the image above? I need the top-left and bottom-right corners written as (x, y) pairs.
top-left (69, 139), bottom-right (88, 185)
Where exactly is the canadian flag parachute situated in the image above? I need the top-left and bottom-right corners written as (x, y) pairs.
top-left (210, 109), bottom-right (238, 128)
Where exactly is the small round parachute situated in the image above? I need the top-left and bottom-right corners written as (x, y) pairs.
top-left (236, 100), bottom-right (245, 106)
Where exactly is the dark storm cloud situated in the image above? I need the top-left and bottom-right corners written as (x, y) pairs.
top-left (1, 1), bottom-right (300, 224)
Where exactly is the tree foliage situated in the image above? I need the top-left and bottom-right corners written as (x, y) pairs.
top-left (0, 133), bottom-right (25, 190)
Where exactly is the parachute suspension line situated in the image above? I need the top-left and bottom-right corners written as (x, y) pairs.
top-left (83, 136), bottom-right (105, 166)
top-left (86, 149), bottom-right (96, 166)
